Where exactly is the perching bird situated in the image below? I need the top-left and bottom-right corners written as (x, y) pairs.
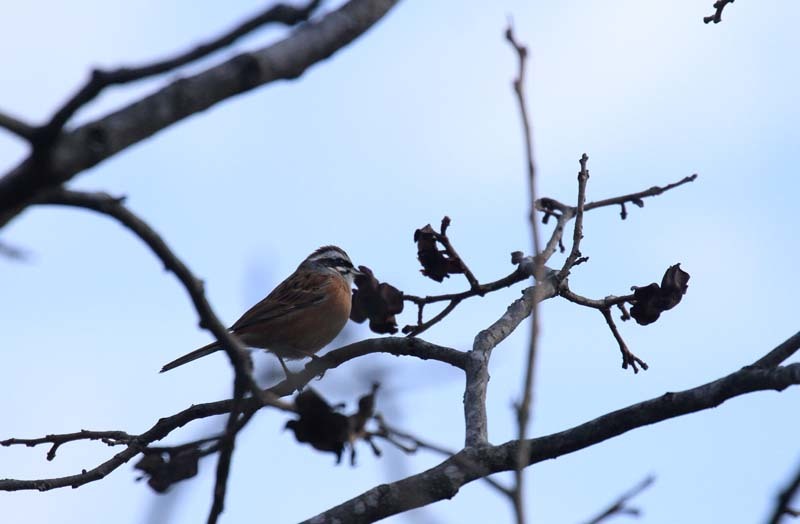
top-left (161, 246), bottom-right (359, 377)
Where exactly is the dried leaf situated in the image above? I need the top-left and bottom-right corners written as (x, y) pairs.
top-left (135, 448), bottom-right (200, 493)
top-left (285, 385), bottom-right (380, 465)
top-left (286, 389), bottom-right (350, 463)
top-left (630, 264), bottom-right (690, 325)
top-left (414, 224), bottom-right (463, 282)
top-left (350, 266), bottom-right (404, 334)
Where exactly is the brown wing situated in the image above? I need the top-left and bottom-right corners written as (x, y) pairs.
top-left (230, 270), bottom-right (332, 333)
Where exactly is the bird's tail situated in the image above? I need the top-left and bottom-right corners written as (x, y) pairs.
top-left (160, 341), bottom-right (220, 373)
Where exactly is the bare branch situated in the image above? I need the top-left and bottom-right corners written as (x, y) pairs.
top-left (583, 174), bottom-right (697, 214)
top-left (505, 21), bottom-right (542, 524)
top-left (0, 0), bottom-right (402, 229)
top-left (504, 23), bottom-right (539, 252)
top-left (437, 216), bottom-right (481, 290)
top-left (403, 267), bottom-right (532, 308)
top-left (1, 430), bottom-right (135, 461)
top-left (0, 111), bottom-right (35, 141)
top-left (583, 475), bottom-right (655, 524)
top-left (752, 331), bottom-right (800, 369)
top-left (305, 360), bottom-right (800, 523)
top-left (535, 173), bottom-right (696, 274)
top-left (465, 277), bottom-right (559, 448)
top-left (601, 307), bottom-right (648, 373)
top-left (372, 416), bottom-right (513, 498)
top-left (34, 1), bottom-right (323, 149)
top-left (538, 212), bottom-right (572, 263)
top-left (536, 174), bottom-right (697, 224)
top-left (560, 285), bottom-right (646, 371)
top-left (403, 217), bottom-right (537, 336)
top-left (208, 379), bottom-right (248, 524)
top-left (270, 337), bottom-right (467, 397)
top-left (402, 260), bottom-right (533, 336)
top-left (38, 189), bottom-right (266, 400)
top-left (0, 337), bottom-right (457, 493)
top-left (402, 299), bottom-right (462, 337)
top-left (767, 458), bottom-right (800, 524)
top-left (559, 286), bottom-right (635, 310)
top-left (559, 153), bottom-right (590, 279)
top-left (704, 0), bottom-right (736, 24)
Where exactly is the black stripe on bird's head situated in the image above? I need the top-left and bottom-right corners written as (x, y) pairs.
top-left (305, 245), bottom-right (360, 278)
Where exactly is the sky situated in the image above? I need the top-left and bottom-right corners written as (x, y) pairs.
top-left (1, 0), bottom-right (799, 523)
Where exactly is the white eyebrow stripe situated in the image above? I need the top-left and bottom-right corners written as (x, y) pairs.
top-left (307, 246), bottom-right (350, 263)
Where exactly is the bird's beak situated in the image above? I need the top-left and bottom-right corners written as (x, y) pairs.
top-left (351, 268), bottom-right (364, 277)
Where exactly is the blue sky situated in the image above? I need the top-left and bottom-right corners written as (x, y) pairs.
top-left (1, 1), bottom-right (799, 522)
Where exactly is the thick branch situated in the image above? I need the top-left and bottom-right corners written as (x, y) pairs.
top-left (0, 0), bottom-right (401, 229)
top-left (270, 337), bottom-right (467, 397)
top-left (372, 417), bottom-right (513, 498)
top-left (34, 1), bottom-right (322, 148)
top-left (305, 360), bottom-right (800, 523)
top-left (465, 276), bottom-right (558, 448)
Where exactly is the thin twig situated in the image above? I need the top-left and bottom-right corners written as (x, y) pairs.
top-left (404, 217), bottom-right (501, 334)
top-left (1, 430), bottom-right (136, 461)
top-left (0, 111), bottom-right (36, 141)
top-left (559, 154), bottom-right (590, 279)
top-left (437, 216), bottom-right (481, 290)
top-left (538, 212), bottom-right (572, 265)
top-left (767, 458), bottom-right (800, 524)
top-left (583, 174), bottom-right (697, 213)
top-left (506, 21), bottom-right (542, 524)
top-left (560, 286), bottom-right (647, 369)
top-left (402, 265), bottom-right (532, 336)
top-left (403, 299), bottom-right (461, 337)
top-left (208, 378), bottom-right (247, 524)
top-left (534, 173), bottom-right (696, 277)
top-left (404, 268), bottom-right (530, 307)
top-left (559, 287), bottom-right (636, 310)
top-left (704, 0), bottom-right (736, 24)
top-left (583, 475), bottom-right (655, 524)
top-left (601, 307), bottom-right (648, 373)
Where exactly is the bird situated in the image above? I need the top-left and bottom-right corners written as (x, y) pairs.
top-left (161, 245), bottom-right (360, 377)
